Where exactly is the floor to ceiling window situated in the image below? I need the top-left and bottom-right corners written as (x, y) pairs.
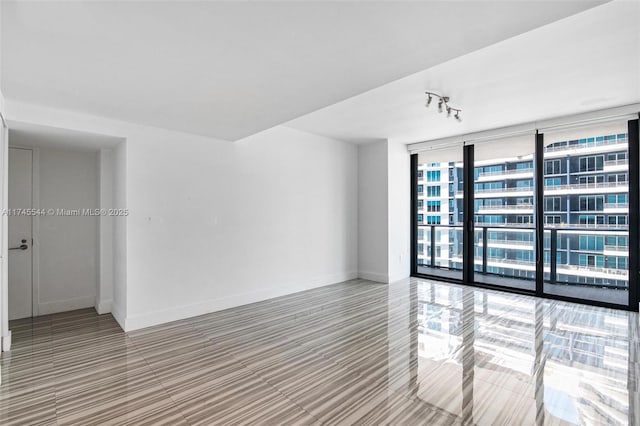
top-left (542, 121), bottom-right (630, 306)
top-left (416, 146), bottom-right (464, 280)
top-left (411, 114), bottom-right (639, 311)
top-left (472, 135), bottom-right (536, 291)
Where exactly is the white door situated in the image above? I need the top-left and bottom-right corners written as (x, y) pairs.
top-left (8, 148), bottom-right (33, 320)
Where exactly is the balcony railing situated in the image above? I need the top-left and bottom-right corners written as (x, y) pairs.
top-left (603, 202), bottom-right (629, 209)
top-left (459, 181), bottom-right (628, 196)
top-left (484, 238), bottom-right (534, 247)
top-left (482, 257), bottom-right (534, 266)
top-left (548, 222), bottom-right (628, 229)
top-left (477, 168), bottom-right (533, 178)
top-left (544, 181), bottom-right (628, 192)
top-left (543, 137), bottom-right (627, 153)
top-left (417, 224), bottom-right (629, 288)
top-left (474, 222), bottom-right (534, 228)
top-left (558, 264), bottom-right (628, 277)
top-left (604, 159), bottom-right (629, 167)
top-left (474, 186), bottom-right (532, 194)
top-left (477, 204), bottom-right (533, 211)
top-left (604, 245), bottom-right (628, 252)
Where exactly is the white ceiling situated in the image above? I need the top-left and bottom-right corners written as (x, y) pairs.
top-left (9, 122), bottom-right (123, 152)
top-left (1, 1), bottom-right (607, 142)
top-left (287, 0), bottom-right (640, 145)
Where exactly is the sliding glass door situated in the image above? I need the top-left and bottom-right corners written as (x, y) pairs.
top-left (412, 116), bottom-right (639, 311)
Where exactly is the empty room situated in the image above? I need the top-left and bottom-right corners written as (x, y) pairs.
top-left (0, 1), bottom-right (639, 425)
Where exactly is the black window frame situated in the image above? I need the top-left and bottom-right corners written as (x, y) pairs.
top-left (411, 116), bottom-right (640, 312)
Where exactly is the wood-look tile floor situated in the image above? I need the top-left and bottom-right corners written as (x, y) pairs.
top-left (1, 278), bottom-right (639, 425)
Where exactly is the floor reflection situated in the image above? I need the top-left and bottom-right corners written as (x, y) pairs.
top-left (2, 278), bottom-right (638, 425)
top-left (402, 278), bottom-right (640, 425)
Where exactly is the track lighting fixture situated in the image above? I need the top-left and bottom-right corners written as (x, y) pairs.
top-left (425, 91), bottom-right (462, 122)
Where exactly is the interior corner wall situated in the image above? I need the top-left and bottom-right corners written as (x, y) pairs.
top-left (357, 141), bottom-right (389, 282)
top-left (357, 140), bottom-right (410, 284)
top-left (111, 140), bottom-right (126, 328)
top-left (5, 102), bottom-right (358, 331)
top-left (123, 125), bottom-right (358, 330)
top-left (97, 148), bottom-right (114, 314)
top-left (126, 127), bottom-right (357, 329)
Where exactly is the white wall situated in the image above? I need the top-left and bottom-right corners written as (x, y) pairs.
top-left (97, 149), bottom-right (114, 314)
top-left (0, 0), bottom-right (10, 352)
top-left (0, 125), bottom-right (7, 352)
top-left (357, 141), bottom-right (388, 282)
top-left (357, 140), bottom-right (410, 283)
top-left (125, 125), bottom-right (358, 329)
top-left (36, 148), bottom-right (99, 314)
top-left (5, 101), bottom-right (358, 331)
top-left (111, 141), bottom-right (126, 325)
top-left (0, 0), bottom-right (5, 116)
top-left (387, 140), bottom-right (410, 282)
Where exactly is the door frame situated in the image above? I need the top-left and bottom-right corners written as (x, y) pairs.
top-left (8, 146), bottom-right (40, 318)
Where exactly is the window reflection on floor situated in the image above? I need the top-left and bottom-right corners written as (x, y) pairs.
top-left (412, 278), bottom-right (638, 425)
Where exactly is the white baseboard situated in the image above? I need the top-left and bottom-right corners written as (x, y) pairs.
top-left (1, 330), bottom-right (11, 352)
top-left (38, 296), bottom-right (95, 315)
top-left (122, 271), bottom-right (359, 332)
top-left (95, 298), bottom-right (113, 315)
top-left (358, 271), bottom-right (389, 283)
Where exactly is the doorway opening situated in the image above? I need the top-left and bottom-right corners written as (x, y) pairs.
top-left (6, 123), bottom-right (125, 325)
